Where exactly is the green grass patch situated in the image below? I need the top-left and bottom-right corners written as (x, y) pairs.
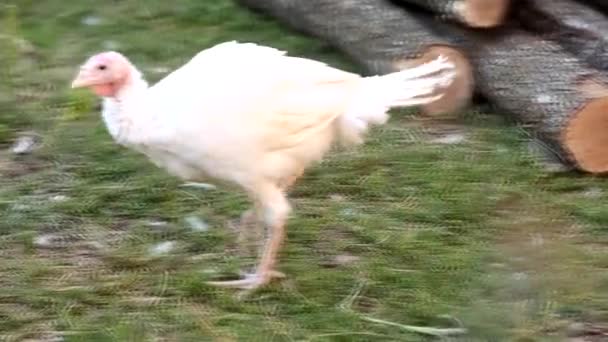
top-left (1, 0), bottom-right (608, 340)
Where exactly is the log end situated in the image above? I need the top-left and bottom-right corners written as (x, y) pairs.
top-left (458, 0), bottom-right (510, 28)
top-left (395, 45), bottom-right (474, 117)
top-left (564, 90), bottom-right (608, 174)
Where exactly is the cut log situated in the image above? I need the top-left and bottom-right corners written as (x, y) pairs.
top-left (474, 33), bottom-right (608, 173)
top-left (430, 20), bottom-right (608, 173)
top-left (515, 0), bottom-right (608, 70)
top-left (394, 0), bottom-right (510, 28)
top-left (237, 0), bottom-right (474, 117)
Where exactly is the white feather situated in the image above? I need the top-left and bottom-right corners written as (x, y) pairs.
top-left (100, 41), bottom-right (454, 187)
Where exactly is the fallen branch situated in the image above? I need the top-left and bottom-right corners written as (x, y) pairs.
top-left (338, 279), bottom-right (467, 337)
top-left (360, 316), bottom-right (467, 336)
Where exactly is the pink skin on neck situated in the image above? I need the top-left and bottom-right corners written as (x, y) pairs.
top-left (90, 70), bottom-right (131, 97)
top-left (92, 83), bottom-right (119, 97)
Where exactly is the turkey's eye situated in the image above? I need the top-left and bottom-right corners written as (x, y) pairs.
top-left (97, 65), bottom-right (107, 70)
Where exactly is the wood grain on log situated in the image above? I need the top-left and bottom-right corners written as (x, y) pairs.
top-left (394, 0), bottom-right (510, 28)
top-left (516, 0), bottom-right (608, 70)
top-left (237, 0), bottom-right (474, 116)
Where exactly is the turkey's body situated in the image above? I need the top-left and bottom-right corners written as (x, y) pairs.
top-left (75, 41), bottom-right (455, 289)
top-left (103, 42), bottom-right (364, 190)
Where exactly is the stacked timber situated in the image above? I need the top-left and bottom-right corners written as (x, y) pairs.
top-left (395, 0), bottom-right (510, 28)
top-left (515, 0), bottom-right (608, 70)
top-left (237, 0), bottom-right (608, 174)
top-left (238, 0), bottom-right (474, 116)
top-left (441, 26), bottom-right (608, 173)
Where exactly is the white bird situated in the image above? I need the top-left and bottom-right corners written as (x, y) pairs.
top-left (71, 41), bottom-right (455, 290)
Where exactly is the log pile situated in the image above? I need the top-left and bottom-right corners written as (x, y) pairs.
top-left (515, 0), bottom-right (608, 69)
top-left (237, 0), bottom-right (474, 116)
top-left (395, 0), bottom-right (510, 28)
top-left (237, 0), bottom-right (608, 174)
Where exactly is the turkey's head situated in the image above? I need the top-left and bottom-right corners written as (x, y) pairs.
top-left (72, 51), bottom-right (133, 97)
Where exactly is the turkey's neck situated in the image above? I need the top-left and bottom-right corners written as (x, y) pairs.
top-left (101, 69), bottom-right (150, 145)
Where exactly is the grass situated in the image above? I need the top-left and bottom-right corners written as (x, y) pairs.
top-left (1, 0), bottom-right (608, 340)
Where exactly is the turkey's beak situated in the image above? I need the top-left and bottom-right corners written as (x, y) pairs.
top-left (71, 69), bottom-right (95, 88)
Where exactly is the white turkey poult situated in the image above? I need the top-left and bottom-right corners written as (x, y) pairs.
top-left (71, 41), bottom-right (455, 290)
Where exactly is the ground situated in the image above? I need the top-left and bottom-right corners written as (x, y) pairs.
top-left (1, 0), bottom-right (608, 341)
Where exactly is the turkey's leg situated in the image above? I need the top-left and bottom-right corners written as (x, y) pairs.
top-left (251, 171), bottom-right (300, 259)
top-left (208, 183), bottom-right (290, 289)
top-left (252, 213), bottom-right (286, 282)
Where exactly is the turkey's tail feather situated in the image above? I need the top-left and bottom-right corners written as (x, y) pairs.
top-left (337, 55), bottom-right (456, 145)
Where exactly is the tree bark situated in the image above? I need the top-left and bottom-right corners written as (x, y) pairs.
top-left (237, 0), bottom-right (474, 116)
top-left (515, 0), bottom-right (608, 70)
top-left (579, 1), bottom-right (608, 15)
top-left (431, 20), bottom-right (608, 173)
top-left (394, 0), bottom-right (510, 27)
